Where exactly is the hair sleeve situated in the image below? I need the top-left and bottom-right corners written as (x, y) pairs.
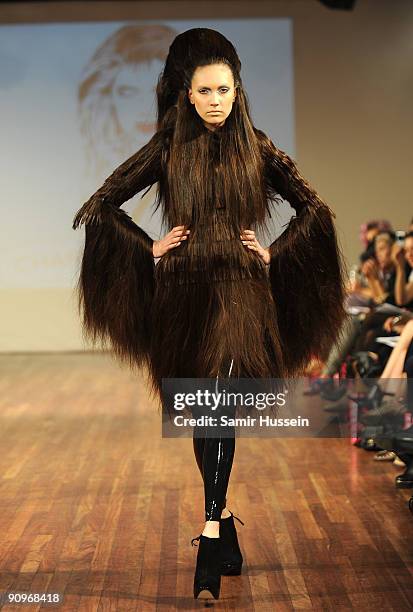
top-left (72, 131), bottom-right (163, 370)
top-left (256, 129), bottom-right (348, 375)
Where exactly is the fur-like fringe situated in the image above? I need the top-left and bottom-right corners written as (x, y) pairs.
top-left (74, 197), bottom-right (155, 370)
top-left (72, 131), bottom-right (163, 369)
top-left (268, 203), bottom-right (348, 375)
top-left (253, 129), bottom-right (349, 375)
top-left (73, 129), bottom-right (163, 230)
top-left (73, 192), bottom-right (106, 229)
top-left (72, 121), bottom-right (348, 415)
top-left (147, 276), bottom-right (286, 418)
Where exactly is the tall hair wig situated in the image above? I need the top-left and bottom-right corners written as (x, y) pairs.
top-left (152, 28), bottom-right (272, 236)
top-left (72, 27), bottom-right (348, 413)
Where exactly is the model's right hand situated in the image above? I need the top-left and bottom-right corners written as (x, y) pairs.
top-left (153, 225), bottom-right (190, 258)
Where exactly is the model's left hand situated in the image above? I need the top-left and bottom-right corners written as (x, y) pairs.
top-left (240, 229), bottom-right (270, 265)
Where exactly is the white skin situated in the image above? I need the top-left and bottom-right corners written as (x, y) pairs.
top-left (153, 63), bottom-right (270, 265)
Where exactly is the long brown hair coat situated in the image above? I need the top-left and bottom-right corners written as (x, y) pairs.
top-left (72, 28), bottom-right (348, 414)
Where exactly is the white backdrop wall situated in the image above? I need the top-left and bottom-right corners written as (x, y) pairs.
top-left (1, 0), bottom-right (412, 352)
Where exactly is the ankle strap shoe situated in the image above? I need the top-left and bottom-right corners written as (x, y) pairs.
top-left (219, 510), bottom-right (244, 575)
top-left (191, 534), bottom-right (221, 600)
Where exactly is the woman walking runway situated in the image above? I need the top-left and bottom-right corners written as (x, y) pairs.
top-left (72, 28), bottom-right (347, 600)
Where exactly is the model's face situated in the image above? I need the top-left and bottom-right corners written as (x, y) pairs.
top-left (188, 63), bottom-right (237, 130)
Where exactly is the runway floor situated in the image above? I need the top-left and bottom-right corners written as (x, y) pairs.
top-left (0, 353), bottom-right (412, 611)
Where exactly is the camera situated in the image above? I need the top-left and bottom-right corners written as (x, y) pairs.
top-left (395, 230), bottom-right (406, 245)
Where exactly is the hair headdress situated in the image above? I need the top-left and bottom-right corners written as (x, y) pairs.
top-left (156, 28), bottom-right (241, 128)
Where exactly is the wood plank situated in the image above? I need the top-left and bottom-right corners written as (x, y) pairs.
top-left (0, 353), bottom-right (412, 609)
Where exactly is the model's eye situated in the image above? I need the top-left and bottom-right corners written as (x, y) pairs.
top-left (198, 88), bottom-right (229, 94)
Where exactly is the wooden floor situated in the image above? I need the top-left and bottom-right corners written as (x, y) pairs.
top-left (0, 353), bottom-right (412, 611)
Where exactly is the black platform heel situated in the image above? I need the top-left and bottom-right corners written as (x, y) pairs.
top-left (219, 511), bottom-right (244, 575)
top-left (191, 534), bottom-right (221, 600)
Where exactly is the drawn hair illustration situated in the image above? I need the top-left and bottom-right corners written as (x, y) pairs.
top-left (78, 24), bottom-right (177, 174)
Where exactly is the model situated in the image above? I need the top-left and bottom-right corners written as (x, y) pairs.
top-left (72, 28), bottom-right (347, 600)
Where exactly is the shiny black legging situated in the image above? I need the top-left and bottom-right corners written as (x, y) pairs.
top-left (192, 361), bottom-right (236, 522)
top-left (193, 430), bottom-right (235, 521)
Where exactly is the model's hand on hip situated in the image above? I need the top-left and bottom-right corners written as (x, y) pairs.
top-left (153, 225), bottom-right (190, 258)
top-left (240, 229), bottom-right (270, 265)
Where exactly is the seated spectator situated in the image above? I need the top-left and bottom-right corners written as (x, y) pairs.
top-left (332, 231), bottom-right (397, 369)
top-left (306, 227), bottom-right (411, 394)
top-left (360, 231), bottom-right (397, 306)
top-left (347, 221), bottom-right (393, 308)
top-left (392, 231), bottom-right (413, 308)
top-left (359, 219), bottom-right (393, 264)
top-left (353, 232), bottom-right (413, 372)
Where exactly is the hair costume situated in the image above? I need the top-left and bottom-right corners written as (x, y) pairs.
top-left (72, 28), bottom-right (348, 416)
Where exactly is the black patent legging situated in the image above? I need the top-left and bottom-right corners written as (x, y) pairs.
top-left (193, 431), bottom-right (235, 521)
top-left (192, 360), bottom-right (236, 522)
